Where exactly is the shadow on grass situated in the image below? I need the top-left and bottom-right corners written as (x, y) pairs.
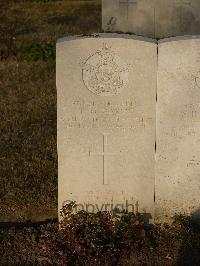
top-left (175, 208), bottom-right (200, 266)
top-left (0, 219), bottom-right (58, 229)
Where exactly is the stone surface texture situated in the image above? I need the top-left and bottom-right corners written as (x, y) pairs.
top-left (57, 34), bottom-right (156, 218)
top-left (102, 0), bottom-right (200, 38)
top-left (156, 37), bottom-right (200, 222)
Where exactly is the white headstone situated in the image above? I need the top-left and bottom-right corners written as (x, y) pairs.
top-left (156, 37), bottom-right (200, 222)
top-left (57, 34), bottom-right (157, 218)
top-left (102, 0), bottom-right (200, 38)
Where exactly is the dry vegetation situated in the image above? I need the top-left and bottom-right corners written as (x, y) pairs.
top-left (0, 0), bottom-right (101, 221)
top-left (0, 207), bottom-right (200, 265)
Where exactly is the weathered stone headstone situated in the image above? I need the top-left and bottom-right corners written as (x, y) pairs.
top-left (103, 0), bottom-right (155, 37)
top-left (102, 0), bottom-right (200, 38)
top-left (57, 34), bottom-right (156, 218)
top-left (156, 37), bottom-right (200, 222)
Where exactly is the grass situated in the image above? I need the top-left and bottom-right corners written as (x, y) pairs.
top-left (21, 42), bottom-right (56, 61)
top-left (0, 61), bottom-right (57, 221)
top-left (0, 0), bottom-right (101, 221)
top-left (0, 1), bottom-right (101, 41)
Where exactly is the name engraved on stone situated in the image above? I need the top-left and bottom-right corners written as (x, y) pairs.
top-left (82, 44), bottom-right (129, 96)
top-left (63, 98), bottom-right (152, 130)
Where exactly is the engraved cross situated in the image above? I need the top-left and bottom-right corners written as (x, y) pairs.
top-left (89, 133), bottom-right (120, 185)
top-left (119, 0), bottom-right (137, 20)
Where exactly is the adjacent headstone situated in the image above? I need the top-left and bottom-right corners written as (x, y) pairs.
top-left (103, 0), bottom-right (155, 37)
top-left (57, 34), bottom-right (156, 219)
top-left (102, 0), bottom-right (200, 39)
top-left (156, 37), bottom-right (200, 222)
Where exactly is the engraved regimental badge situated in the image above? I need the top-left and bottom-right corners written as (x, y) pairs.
top-left (82, 43), bottom-right (129, 96)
